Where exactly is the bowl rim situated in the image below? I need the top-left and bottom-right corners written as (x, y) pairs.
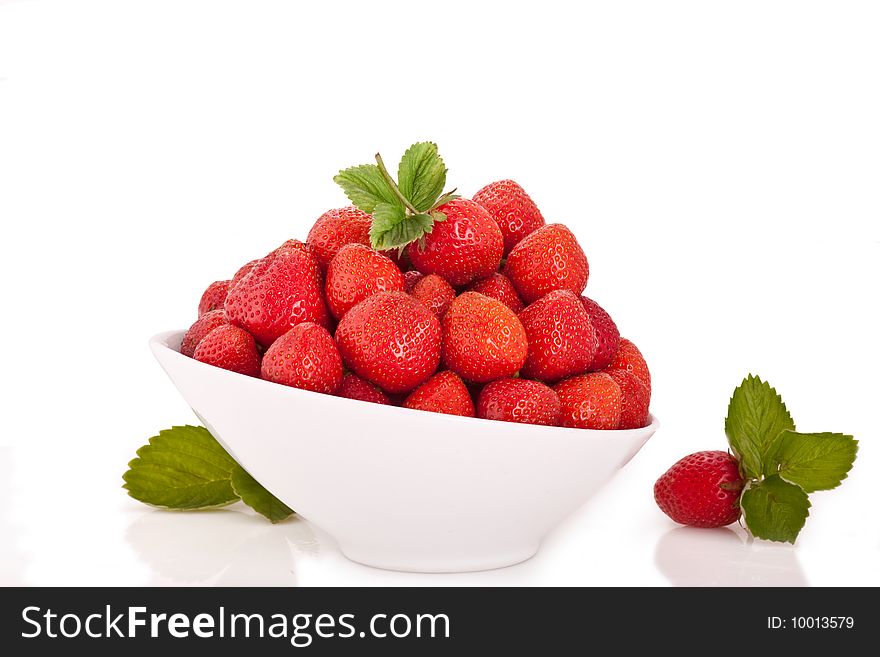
top-left (151, 329), bottom-right (659, 439)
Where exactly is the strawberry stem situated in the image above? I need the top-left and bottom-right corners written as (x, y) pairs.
top-left (375, 153), bottom-right (419, 215)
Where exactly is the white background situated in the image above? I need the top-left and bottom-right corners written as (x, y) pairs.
top-left (1, 0), bottom-right (878, 586)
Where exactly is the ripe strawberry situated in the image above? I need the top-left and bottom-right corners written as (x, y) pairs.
top-left (654, 451), bottom-right (744, 528)
top-left (407, 199), bottom-right (503, 286)
top-left (198, 280), bottom-right (230, 316)
top-left (403, 270), bottom-right (424, 292)
top-left (472, 180), bottom-right (545, 255)
top-left (403, 370), bottom-right (474, 417)
top-left (231, 243), bottom-right (309, 277)
top-left (608, 337), bottom-right (651, 394)
top-left (325, 244), bottom-right (405, 320)
top-left (336, 372), bottom-right (391, 405)
top-left (504, 224), bottom-right (589, 304)
top-left (466, 273), bottom-right (524, 314)
top-left (477, 378), bottom-right (561, 426)
top-left (180, 309), bottom-right (229, 358)
top-left (518, 290), bottom-right (596, 382)
top-left (411, 274), bottom-right (456, 319)
top-left (306, 206), bottom-right (372, 270)
top-left (260, 322), bottom-right (343, 394)
top-left (274, 238), bottom-right (314, 256)
top-left (274, 239), bottom-right (325, 289)
top-left (607, 369), bottom-right (650, 429)
top-left (225, 244), bottom-right (329, 348)
top-left (193, 324), bottom-right (261, 377)
top-left (335, 291), bottom-right (441, 393)
top-left (580, 296), bottom-right (620, 371)
top-left (231, 258), bottom-right (261, 289)
top-left (383, 248), bottom-right (406, 269)
top-left (441, 292), bottom-right (528, 383)
top-left (554, 372), bottom-right (622, 430)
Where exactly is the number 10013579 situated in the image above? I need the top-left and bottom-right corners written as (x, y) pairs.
top-left (768, 617), bottom-right (854, 630)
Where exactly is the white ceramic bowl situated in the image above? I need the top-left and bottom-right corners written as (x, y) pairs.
top-left (151, 330), bottom-right (657, 573)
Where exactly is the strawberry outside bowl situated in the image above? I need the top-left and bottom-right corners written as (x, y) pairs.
top-left (150, 330), bottom-right (658, 573)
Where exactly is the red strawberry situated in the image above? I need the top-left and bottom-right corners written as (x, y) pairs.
top-left (554, 372), bottom-right (622, 430)
top-left (608, 337), bottom-right (651, 394)
top-left (403, 370), bottom-right (474, 417)
top-left (472, 179), bottom-right (545, 255)
top-left (411, 274), bottom-right (456, 319)
top-left (336, 372), bottom-right (391, 405)
top-left (230, 242), bottom-right (313, 293)
top-left (505, 224), bottom-right (589, 304)
top-left (260, 322), bottom-right (343, 394)
top-left (466, 273), bottom-right (524, 314)
top-left (325, 244), bottom-right (405, 320)
top-left (383, 248), bottom-right (406, 269)
top-left (306, 206), bottom-right (372, 270)
top-left (477, 378), bottom-right (561, 426)
top-left (180, 309), bottom-right (229, 358)
top-left (231, 258), bottom-right (261, 289)
top-left (580, 296), bottom-right (620, 371)
top-left (335, 291), bottom-right (441, 393)
top-left (193, 324), bottom-right (261, 377)
top-left (274, 239), bottom-right (314, 256)
top-left (519, 290), bottom-right (596, 382)
top-left (198, 280), bottom-right (230, 316)
top-left (403, 270), bottom-right (424, 292)
top-left (407, 199), bottom-right (503, 286)
top-left (442, 292), bottom-right (528, 383)
top-left (274, 239), bottom-right (325, 290)
top-left (654, 451), bottom-right (744, 528)
top-left (225, 244), bottom-right (329, 348)
top-left (607, 369), bottom-right (650, 429)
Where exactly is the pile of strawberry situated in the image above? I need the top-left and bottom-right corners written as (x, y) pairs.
top-left (180, 143), bottom-right (651, 430)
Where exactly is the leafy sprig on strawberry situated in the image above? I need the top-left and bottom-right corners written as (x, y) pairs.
top-left (334, 142), bottom-right (459, 251)
top-left (655, 376), bottom-right (858, 543)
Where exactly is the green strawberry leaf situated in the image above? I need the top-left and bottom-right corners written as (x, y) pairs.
top-left (773, 431), bottom-right (858, 493)
top-left (385, 213), bottom-right (436, 251)
top-left (397, 142), bottom-right (448, 212)
top-left (123, 425), bottom-right (296, 523)
top-left (740, 475), bottom-right (810, 544)
top-left (336, 142), bottom-right (460, 251)
top-left (369, 201), bottom-right (407, 250)
top-left (431, 190), bottom-right (460, 210)
top-left (724, 375), bottom-right (795, 479)
top-left (333, 164), bottom-right (398, 213)
top-left (122, 426), bottom-right (239, 510)
top-left (231, 466), bottom-right (295, 524)
top-left (371, 209), bottom-right (436, 251)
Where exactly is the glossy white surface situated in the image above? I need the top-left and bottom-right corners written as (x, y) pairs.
top-left (151, 330), bottom-right (656, 572)
top-left (1, 0), bottom-right (879, 586)
top-left (3, 439), bottom-right (878, 586)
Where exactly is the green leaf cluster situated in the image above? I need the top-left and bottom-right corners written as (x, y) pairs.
top-left (725, 376), bottom-right (857, 543)
top-left (123, 426), bottom-right (294, 523)
top-left (334, 142), bottom-right (459, 251)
